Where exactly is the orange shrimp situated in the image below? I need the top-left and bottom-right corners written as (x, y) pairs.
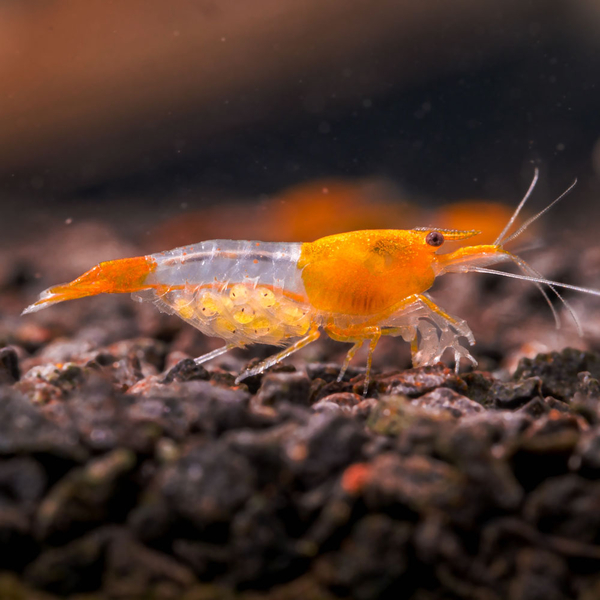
top-left (23, 170), bottom-right (600, 395)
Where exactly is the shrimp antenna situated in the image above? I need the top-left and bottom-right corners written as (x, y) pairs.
top-left (494, 168), bottom-right (539, 246)
top-left (488, 172), bottom-right (580, 333)
top-left (468, 266), bottom-right (600, 298)
top-left (469, 265), bottom-right (600, 336)
top-left (509, 256), bottom-right (582, 336)
top-left (501, 178), bottom-right (578, 246)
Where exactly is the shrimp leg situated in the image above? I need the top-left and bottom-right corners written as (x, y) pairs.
top-left (363, 329), bottom-right (382, 395)
top-left (194, 343), bottom-right (240, 366)
top-left (336, 341), bottom-right (363, 383)
top-left (378, 293), bottom-right (476, 372)
top-left (235, 326), bottom-right (321, 383)
top-left (407, 294), bottom-right (476, 371)
top-left (327, 325), bottom-right (381, 396)
top-left (414, 294), bottom-right (458, 325)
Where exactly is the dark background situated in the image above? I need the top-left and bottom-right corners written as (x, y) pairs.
top-left (2, 0), bottom-right (600, 248)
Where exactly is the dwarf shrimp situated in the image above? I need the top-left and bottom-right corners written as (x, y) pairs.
top-left (23, 170), bottom-right (600, 395)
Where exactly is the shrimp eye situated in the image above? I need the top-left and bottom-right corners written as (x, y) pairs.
top-left (426, 231), bottom-right (444, 247)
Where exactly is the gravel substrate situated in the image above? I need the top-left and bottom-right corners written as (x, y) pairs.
top-left (3, 338), bottom-right (600, 599)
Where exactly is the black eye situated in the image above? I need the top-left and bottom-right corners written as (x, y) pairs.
top-left (426, 231), bottom-right (444, 247)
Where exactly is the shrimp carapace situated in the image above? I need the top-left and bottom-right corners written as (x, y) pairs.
top-left (23, 171), bottom-right (600, 395)
top-left (298, 228), bottom-right (478, 316)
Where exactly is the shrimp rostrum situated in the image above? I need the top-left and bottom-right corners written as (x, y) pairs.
top-left (23, 171), bottom-right (600, 395)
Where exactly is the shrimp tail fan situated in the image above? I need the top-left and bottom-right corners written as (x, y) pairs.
top-left (22, 256), bottom-right (156, 314)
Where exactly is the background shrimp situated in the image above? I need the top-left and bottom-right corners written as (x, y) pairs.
top-left (23, 171), bottom-right (600, 395)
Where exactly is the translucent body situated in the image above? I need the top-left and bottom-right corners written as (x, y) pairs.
top-left (136, 240), bottom-right (311, 347)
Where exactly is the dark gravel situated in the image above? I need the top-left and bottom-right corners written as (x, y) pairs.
top-left (3, 345), bottom-right (600, 599)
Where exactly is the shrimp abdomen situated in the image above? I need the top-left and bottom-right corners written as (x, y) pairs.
top-left (136, 239), bottom-right (314, 346)
top-left (138, 282), bottom-right (313, 346)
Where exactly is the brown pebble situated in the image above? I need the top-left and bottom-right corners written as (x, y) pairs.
top-left (411, 387), bottom-right (484, 417)
top-left (312, 392), bottom-right (362, 414)
top-left (254, 371), bottom-right (311, 407)
top-left (161, 358), bottom-right (209, 383)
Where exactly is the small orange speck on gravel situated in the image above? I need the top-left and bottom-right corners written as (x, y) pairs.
top-left (341, 462), bottom-right (371, 495)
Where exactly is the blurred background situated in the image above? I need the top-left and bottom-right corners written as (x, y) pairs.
top-left (2, 0), bottom-right (600, 242)
top-left (4, 0), bottom-right (600, 370)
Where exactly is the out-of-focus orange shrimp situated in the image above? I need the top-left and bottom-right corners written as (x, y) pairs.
top-left (23, 170), bottom-right (600, 395)
top-left (150, 177), bottom-right (415, 249)
top-left (431, 200), bottom-right (536, 247)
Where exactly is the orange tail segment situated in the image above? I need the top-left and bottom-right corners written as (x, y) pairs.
top-left (22, 256), bottom-right (157, 314)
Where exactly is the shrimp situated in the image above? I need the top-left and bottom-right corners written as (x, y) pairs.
top-left (22, 170), bottom-right (600, 395)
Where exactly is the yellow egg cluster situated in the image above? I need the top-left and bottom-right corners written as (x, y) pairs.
top-left (173, 283), bottom-right (311, 344)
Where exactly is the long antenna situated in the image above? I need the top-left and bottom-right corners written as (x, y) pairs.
top-left (494, 168), bottom-right (539, 246)
top-left (470, 266), bottom-right (600, 297)
top-left (501, 178), bottom-right (577, 246)
top-left (510, 254), bottom-right (583, 336)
